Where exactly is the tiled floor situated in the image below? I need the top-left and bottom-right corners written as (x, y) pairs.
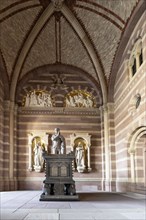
top-left (0, 191), bottom-right (145, 220)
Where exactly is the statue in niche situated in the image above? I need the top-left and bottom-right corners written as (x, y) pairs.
top-left (51, 128), bottom-right (66, 154)
top-left (33, 141), bottom-right (45, 172)
top-left (75, 142), bottom-right (85, 168)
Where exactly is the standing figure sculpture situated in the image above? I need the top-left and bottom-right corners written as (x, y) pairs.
top-left (75, 142), bottom-right (85, 172)
top-left (33, 141), bottom-right (44, 171)
top-left (51, 128), bottom-right (66, 154)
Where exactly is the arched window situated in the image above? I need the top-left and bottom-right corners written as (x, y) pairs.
top-left (137, 40), bottom-right (143, 67)
top-left (128, 39), bottom-right (143, 79)
top-left (132, 57), bottom-right (136, 76)
top-left (139, 48), bottom-right (143, 66)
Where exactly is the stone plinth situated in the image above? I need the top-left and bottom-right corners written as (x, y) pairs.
top-left (40, 152), bottom-right (79, 201)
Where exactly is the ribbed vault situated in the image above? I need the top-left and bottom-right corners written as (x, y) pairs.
top-left (0, 0), bottom-right (141, 104)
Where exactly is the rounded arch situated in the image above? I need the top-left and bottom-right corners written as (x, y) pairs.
top-left (10, 3), bottom-right (54, 102)
top-left (128, 126), bottom-right (146, 184)
top-left (128, 126), bottom-right (146, 154)
top-left (10, 2), bottom-right (107, 105)
top-left (16, 63), bottom-right (103, 105)
top-left (108, 0), bottom-right (145, 102)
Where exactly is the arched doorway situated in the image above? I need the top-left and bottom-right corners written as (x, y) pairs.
top-left (128, 126), bottom-right (146, 192)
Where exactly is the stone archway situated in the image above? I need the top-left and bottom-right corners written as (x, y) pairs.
top-left (128, 126), bottom-right (146, 186)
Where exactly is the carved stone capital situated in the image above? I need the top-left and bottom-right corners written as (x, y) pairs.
top-left (128, 147), bottom-right (135, 154)
top-left (99, 105), bottom-right (108, 113)
top-left (99, 103), bottom-right (114, 113)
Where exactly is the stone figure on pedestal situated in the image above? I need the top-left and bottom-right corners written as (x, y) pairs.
top-left (75, 142), bottom-right (85, 172)
top-left (33, 142), bottom-right (44, 172)
top-left (51, 128), bottom-right (66, 154)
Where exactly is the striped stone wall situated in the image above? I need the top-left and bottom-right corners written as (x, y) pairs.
top-left (135, 135), bottom-right (146, 184)
top-left (1, 101), bottom-right (18, 191)
top-left (114, 12), bottom-right (146, 192)
top-left (0, 78), bottom-right (4, 190)
top-left (108, 104), bottom-right (116, 191)
top-left (0, 75), bottom-right (18, 191)
top-left (99, 104), bottom-right (116, 192)
top-left (17, 108), bottom-right (103, 191)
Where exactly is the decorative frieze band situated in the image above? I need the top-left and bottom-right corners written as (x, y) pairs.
top-left (18, 107), bottom-right (99, 115)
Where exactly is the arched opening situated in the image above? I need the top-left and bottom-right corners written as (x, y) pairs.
top-left (135, 134), bottom-right (146, 186)
top-left (128, 126), bottom-right (146, 192)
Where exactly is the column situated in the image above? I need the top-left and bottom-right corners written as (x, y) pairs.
top-left (3, 101), bottom-right (11, 190)
top-left (144, 149), bottom-right (146, 186)
top-left (130, 151), bottom-right (135, 183)
top-left (9, 101), bottom-right (14, 180)
top-left (8, 101), bottom-right (18, 190)
top-left (128, 65), bottom-right (133, 80)
top-left (28, 133), bottom-right (33, 171)
top-left (44, 133), bottom-right (49, 151)
top-left (102, 104), bottom-right (111, 191)
top-left (87, 145), bottom-right (92, 172)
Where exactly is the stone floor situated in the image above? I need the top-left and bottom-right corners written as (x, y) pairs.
top-left (0, 191), bottom-right (145, 220)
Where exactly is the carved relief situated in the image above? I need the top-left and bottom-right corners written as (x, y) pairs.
top-left (50, 164), bottom-right (58, 176)
top-left (23, 90), bottom-right (54, 107)
top-left (65, 90), bottom-right (95, 108)
top-left (50, 74), bottom-right (68, 90)
top-left (60, 164), bottom-right (67, 176)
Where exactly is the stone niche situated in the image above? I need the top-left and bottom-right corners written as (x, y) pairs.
top-left (27, 132), bottom-right (49, 172)
top-left (70, 133), bottom-right (92, 173)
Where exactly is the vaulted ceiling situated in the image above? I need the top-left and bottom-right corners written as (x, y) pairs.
top-left (0, 0), bottom-right (144, 105)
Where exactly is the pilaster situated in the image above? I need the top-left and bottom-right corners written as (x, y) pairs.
top-left (99, 103), bottom-right (115, 191)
